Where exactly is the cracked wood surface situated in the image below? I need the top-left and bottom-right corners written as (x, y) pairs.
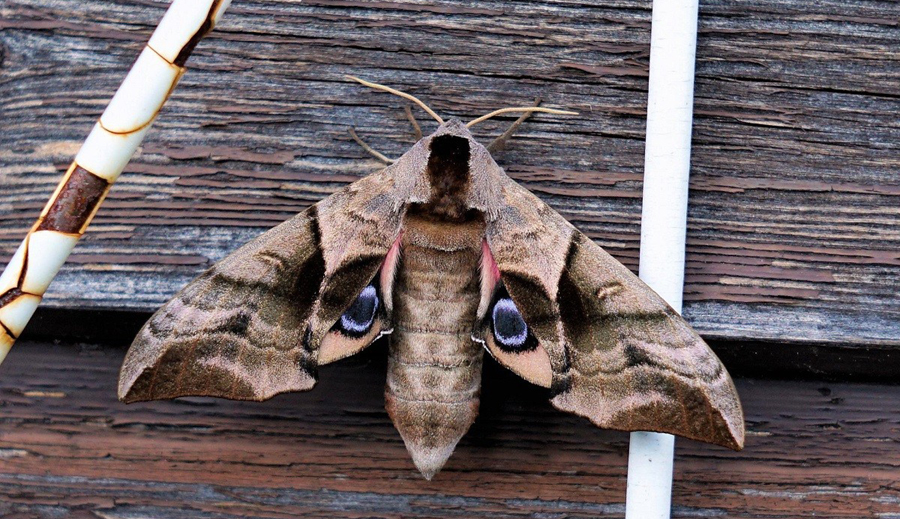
top-left (1, 0), bottom-right (898, 349)
top-left (1, 341), bottom-right (899, 518)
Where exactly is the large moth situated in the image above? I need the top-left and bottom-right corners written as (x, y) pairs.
top-left (118, 80), bottom-right (744, 479)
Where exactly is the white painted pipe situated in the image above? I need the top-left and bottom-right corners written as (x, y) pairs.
top-left (625, 0), bottom-right (700, 517)
top-left (0, 0), bottom-right (232, 365)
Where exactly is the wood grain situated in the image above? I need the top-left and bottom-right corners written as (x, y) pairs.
top-left (1, 340), bottom-right (899, 518)
top-left (0, 0), bottom-right (898, 348)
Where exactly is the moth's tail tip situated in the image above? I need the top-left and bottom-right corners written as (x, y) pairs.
top-left (386, 394), bottom-right (475, 481)
top-left (394, 426), bottom-right (457, 479)
top-left (418, 467), bottom-right (438, 481)
top-left (408, 444), bottom-right (455, 481)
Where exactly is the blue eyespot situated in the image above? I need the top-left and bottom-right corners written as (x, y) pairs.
top-left (489, 292), bottom-right (540, 354)
top-left (337, 285), bottom-right (379, 337)
top-left (492, 298), bottom-right (528, 348)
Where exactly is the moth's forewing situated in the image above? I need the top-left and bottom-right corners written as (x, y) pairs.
top-left (480, 178), bottom-right (744, 450)
top-left (119, 164), bottom-right (410, 403)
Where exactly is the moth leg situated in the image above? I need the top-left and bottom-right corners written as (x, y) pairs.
top-left (348, 127), bottom-right (396, 164)
top-left (348, 104), bottom-right (423, 165)
top-left (404, 105), bottom-right (423, 141)
top-left (487, 97), bottom-right (542, 153)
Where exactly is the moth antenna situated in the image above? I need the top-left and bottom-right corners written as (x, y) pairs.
top-left (404, 105), bottom-right (423, 141)
top-left (348, 127), bottom-right (396, 164)
top-left (467, 106), bottom-right (578, 128)
top-left (346, 75), bottom-right (445, 125)
top-left (487, 97), bottom-right (541, 153)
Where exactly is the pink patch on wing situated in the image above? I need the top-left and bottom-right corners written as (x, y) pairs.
top-left (479, 240), bottom-right (501, 317)
top-left (380, 232), bottom-right (403, 303)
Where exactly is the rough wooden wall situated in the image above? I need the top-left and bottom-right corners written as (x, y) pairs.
top-left (0, 0), bottom-right (898, 348)
top-left (2, 341), bottom-right (899, 518)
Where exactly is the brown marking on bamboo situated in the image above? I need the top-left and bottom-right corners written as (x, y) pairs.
top-left (0, 320), bottom-right (16, 340)
top-left (95, 48), bottom-right (185, 138)
top-left (146, 44), bottom-right (171, 65)
top-left (16, 236), bottom-right (29, 288)
top-left (98, 120), bottom-right (140, 136)
top-left (173, 0), bottom-right (225, 67)
top-left (0, 287), bottom-right (25, 312)
top-left (35, 163), bottom-right (77, 225)
top-left (0, 288), bottom-right (41, 339)
top-left (98, 81), bottom-right (181, 137)
top-left (35, 165), bottom-right (111, 235)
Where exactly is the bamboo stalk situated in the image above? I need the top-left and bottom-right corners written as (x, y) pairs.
top-left (0, 0), bottom-right (233, 365)
top-left (625, 0), bottom-right (701, 517)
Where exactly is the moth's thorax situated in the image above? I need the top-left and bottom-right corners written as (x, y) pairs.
top-left (384, 212), bottom-right (485, 478)
top-left (414, 132), bottom-right (474, 221)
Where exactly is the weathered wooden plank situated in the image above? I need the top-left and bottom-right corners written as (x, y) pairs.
top-left (0, 340), bottom-right (899, 518)
top-left (0, 0), bottom-right (898, 347)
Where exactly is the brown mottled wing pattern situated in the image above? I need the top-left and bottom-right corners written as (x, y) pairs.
top-left (119, 208), bottom-right (324, 402)
top-left (119, 169), bottom-right (407, 403)
top-left (485, 177), bottom-right (745, 450)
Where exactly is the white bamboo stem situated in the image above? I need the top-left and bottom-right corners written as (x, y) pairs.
top-left (0, 0), bottom-right (232, 365)
top-left (625, 0), bottom-right (700, 517)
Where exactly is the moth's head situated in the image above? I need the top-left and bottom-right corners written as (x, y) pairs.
top-left (422, 119), bottom-right (479, 200)
top-left (345, 75), bottom-right (576, 219)
top-left (432, 117), bottom-right (472, 136)
top-left (403, 119), bottom-right (500, 222)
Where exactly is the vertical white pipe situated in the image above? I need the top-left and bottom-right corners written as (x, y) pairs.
top-left (625, 0), bottom-right (700, 517)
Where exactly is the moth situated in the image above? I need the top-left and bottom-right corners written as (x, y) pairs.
top-left (119, 78), bottom-right (744, 479)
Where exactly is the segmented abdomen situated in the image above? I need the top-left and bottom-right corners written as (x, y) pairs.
top-left (384, 215), bottom-right (484, 478)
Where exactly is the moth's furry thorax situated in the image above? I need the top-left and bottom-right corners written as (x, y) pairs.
top-left (419, 134), bottom-right (472, 221)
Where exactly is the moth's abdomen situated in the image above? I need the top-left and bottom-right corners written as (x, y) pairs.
top-left (385, 214), bottom-right (484, 479)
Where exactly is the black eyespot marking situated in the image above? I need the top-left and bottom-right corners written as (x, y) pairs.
top-left (489, 285), bottom-right (538, 353)
top-left (334, 284), bottom-right (380, 338)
